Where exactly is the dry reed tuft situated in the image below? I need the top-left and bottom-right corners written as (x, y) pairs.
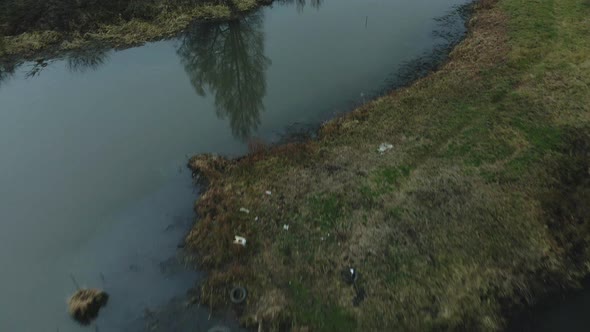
top-left (67, 288), bottom-right (109, 325)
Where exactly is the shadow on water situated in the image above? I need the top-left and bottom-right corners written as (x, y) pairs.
top-left (177, 12), bottom-right (270, 141)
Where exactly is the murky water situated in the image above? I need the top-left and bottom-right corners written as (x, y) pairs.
top-left (507, 279), bottom-right (590, 332)
top-left (0, 0), bottom-right (470, 330)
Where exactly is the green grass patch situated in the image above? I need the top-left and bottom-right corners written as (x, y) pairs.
top-left (308, 193), bottom-right (348, 230)
top-left (289, 281), bottom-right (357, 332)
top-left (443, 124), bottom-right (516, 167)
top-left (378, 165), bottom-right (412, 185)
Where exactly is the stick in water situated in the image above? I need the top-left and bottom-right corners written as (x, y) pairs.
top-left (69, 273), bottom-right (81, 290)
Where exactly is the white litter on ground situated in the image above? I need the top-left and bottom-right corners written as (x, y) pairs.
top-left (377, 143), bottom-right (394, 154)
top-left (239, 207), bottom-right (250, 214)
top-left (233, 236), bottom-right (247, 247)
top-left (283, 224), bottom-right (290, 231)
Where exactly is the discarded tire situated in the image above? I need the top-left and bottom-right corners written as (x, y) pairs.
top-left (341, 267), bottom-right (359, 285)
top-left (229, 286), bottom-right (247, 304)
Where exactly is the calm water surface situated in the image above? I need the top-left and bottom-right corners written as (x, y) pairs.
top-left (507, 279), bottom-right (590, 332)
top-left (0, 0), bottom-right (470, 330)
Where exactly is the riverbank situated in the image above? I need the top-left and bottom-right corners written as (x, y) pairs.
top-left (188, 0), bottom-right (590, 330)
top-left (0, 0), bottom-right (268, 61)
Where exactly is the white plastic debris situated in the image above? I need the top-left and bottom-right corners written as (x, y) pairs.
top-left (239, 207), bottom-right (250, 214)
top-left (265, 190), bottom-right (272, 196)
top-left (377, 143), bottom-right (394, 154)
top-left (233, 236), bottom-right (247, 247)
top-left (255, 216), bottom-right (259, 221)
top-left (283, 224), bottom-right (290, 231)
top-left (207, 326), bottom-right (231, 332)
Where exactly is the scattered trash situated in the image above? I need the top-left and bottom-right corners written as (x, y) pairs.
top-left (229, 286), bottom-right (247, 304)
top-left (233, 236), bottom-right (247, 247)
top-left (283, 224), bottom-right (290, 231)
top-left (265, 190), bottom-right (272, 195)
top-left (239, 207), bottom-right (250, 214)
top-left (68, 288), bottom-right (109, 325)
top-left (255, 216), bottom-right (259, 221)
top-left (341, 267), bottom-right (359, 285)
top-left (377, 143), bottom-right (394, 154)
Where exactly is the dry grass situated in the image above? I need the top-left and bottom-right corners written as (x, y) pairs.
top-left (0, 0), bottom-right (265, 60)
top-left (67, 288), bottom-right (109, 325)
top-left (187, 0), bottom-right (590, 330)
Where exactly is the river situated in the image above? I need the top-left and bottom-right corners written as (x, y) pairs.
top-left (0, 0), bottom-right (471, 330)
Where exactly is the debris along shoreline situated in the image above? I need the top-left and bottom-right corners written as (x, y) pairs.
top-left (188, 0), bottom-right (590, 330)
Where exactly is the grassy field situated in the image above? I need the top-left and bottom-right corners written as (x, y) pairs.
top-left (0, 0), bottom-right (266, 60)
top-left (188, 0), bottom-right (590, 330)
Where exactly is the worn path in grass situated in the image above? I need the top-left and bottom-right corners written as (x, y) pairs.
top-left (188, 0), bottom-right (590, 330)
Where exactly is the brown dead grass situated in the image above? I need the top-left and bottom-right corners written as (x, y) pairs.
top-left (67, 288), bottom-right (109, 325)
top-left (0, 0), bottom-right (265, 61)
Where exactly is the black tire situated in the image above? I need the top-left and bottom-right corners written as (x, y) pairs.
top-left (229, 286), bottom-right (247, 304)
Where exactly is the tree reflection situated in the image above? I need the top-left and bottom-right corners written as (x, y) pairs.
top-left (177, 12), bottom-right (270, 140)
top-left (0, 47), bottom-right (109, 85)
top-left (0, 37), bottom-right (11, 87)
top-left (276, 0), bottom-right (323, 12)
top-left (0, 59), bottom-right (17, 89)
top-left (66, 48), bottom-right (110, 73)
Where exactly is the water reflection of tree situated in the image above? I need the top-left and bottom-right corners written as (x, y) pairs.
top-left (66, 48), bottom-right (110, 73)
top-left (177, 13), bottom-right (270, 140)
top-left (276, 0), bottom-right (323, 12)
top-left (0, 61), bottom-right (16, 89)
top-left (21, 48), bottom-right (110, 78)
top-left (0, 48), bottom-right (109, 90)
